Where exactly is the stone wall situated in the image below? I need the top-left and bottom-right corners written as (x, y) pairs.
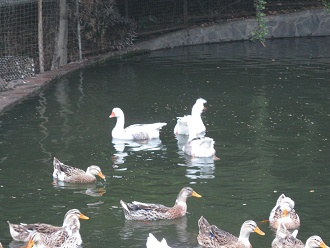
top-left (131, 8), bottom-right (330, 51)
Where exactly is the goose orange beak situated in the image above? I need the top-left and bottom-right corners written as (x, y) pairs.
top-left (109, 112), bottom-right (115, 118)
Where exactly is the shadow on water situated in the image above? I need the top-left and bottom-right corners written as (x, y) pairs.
top-left (0, 37), bottom-right (330, 247)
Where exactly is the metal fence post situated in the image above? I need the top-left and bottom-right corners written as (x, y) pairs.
top-left (184, 0), bottom-right (188, 27)
top-left (38, 0), bottom-right (44, 73)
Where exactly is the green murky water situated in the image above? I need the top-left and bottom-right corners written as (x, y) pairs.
top-left (0, 37), bottom-right (330, 247)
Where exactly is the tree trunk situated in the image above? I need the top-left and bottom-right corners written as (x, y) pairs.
top-left (52, 0), bottom-right (68, 70)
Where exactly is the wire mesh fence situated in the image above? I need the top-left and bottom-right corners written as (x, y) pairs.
top-left (0, 0), bottom-right (59, 88)
top-left (0, 0), bottom-right (325, 92)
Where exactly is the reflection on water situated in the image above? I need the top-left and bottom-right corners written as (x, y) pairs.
top-left (53, 181), bottom-right (107, 197)
top-left (176, 134), bottom-right (216, 179)
top-left (120, 216), bottom-right (198, 247)
top-left (0, 37), bottom-right (330, 247)
top-left (182, 155), bottom-right (215, 180)
top-left (121, 217), bottom-right (188, 240)
top-left (37, 92), bottom-right (52, 162)
top-left (175, 134), bottom-right (189, 151)
top-left (112, 138), bottom-right (166, 164)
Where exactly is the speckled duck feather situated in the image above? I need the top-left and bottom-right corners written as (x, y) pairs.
top-left (53, 157), bottom-right (105, 184)
top-left (197, 216), bottom-right (265, 248)
top-left (120, 187), bottom-right (201, 220)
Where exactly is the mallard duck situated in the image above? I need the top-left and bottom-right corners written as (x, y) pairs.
top-left (52, 157), bottom-right (106, 184)
top-left (120, 187), bottom-right (202, 220)
top-left (269, 194), bottom-right (300, 230)
top-left (8, 209), bottom-right (89, 242)
top-left (182, 116), bottom-right (218, 159)
top-left (146, 233), bottom-right (171, 248)
top-left (272, 222), bottom-right (329, 248)
top-left (174, 98), bottom-right (207, 136)
top-left (197, 216), bottom-right (265, 248)
top-left (26, 223), bottom-right (83, 248)
top-left (109, 107), bottom-right (167, 140)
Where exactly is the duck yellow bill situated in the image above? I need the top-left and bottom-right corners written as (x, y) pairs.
top-left (281, 209), bottom-right (289, 217)
top-left (254, 226), bottom-right (265, 236)
top-left (320, 242), bottom-right (329, 248)
top-left (26, 239), bottom-right (34, 248)
top-left (192, 191), bottom-right (202, 198)
top-left (79, 213), bottom-right (89, 220)
top-left (98, 172), bottom-right (106, 180)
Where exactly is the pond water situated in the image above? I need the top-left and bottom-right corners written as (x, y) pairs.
top-left (0, 37), bottom-right (330, 248)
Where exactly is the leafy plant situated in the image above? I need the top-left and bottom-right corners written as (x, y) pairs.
top-left (322, 0), bottom-right (330, 14)
top-left (137, 15), bottom-right (158, 31)
top-left (251, 0), bottom-right (268, 47)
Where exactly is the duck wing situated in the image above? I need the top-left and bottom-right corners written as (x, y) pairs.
top-left (120, 200), bottom-right (171, 220)
top-left (53, 158), bottom-right (85, 178)
top-left (210, 225), bottom-right (238, 245)
top-left (125, 123), bottom-right (167, 140)
top-left (7, 221), bottom-right (61, 242)
top-left (131, 201), bottom-right (170, 212)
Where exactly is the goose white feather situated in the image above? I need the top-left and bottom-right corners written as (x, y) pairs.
top-left (182, 116), bottom-right (216, 158)
top-left (109, 107), bottom-right (166, 140)
top-left (174, 98), bottom-right (207, 136)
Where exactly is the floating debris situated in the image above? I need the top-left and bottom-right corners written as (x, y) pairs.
top-left (87, 201), bottom-right (104, 206)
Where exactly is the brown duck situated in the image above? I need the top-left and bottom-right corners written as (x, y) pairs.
top-left (197, 216), bottom-right (265, 248)
top-left (120, 187), bottom-right (202, 220)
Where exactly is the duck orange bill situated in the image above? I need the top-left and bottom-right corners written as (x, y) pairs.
top-left (26, 239), bottom-right (34, 248)
top-left (192, 191), bottom-right (202, 198)
top-left (109, 112), bottom-right (115, 118)
top-left (98, 172), bottom-right (106, 180)
top-left (254, 226), bottom-right (265, 236)
top-left (281, 209), bottom-right (289, 217)
top-left (320, 242), bottom-right (329, 248)
top-left (79, 213), bottom-right (89, 220)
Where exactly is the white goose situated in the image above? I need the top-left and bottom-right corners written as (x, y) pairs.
top-left (174, 98), bottom-right (207, 136)
top-left (109, 107), bottom-right (167, 140)
top-left (146, 233), bottom-right (171, 248)
top-left (182, 116), bottom-right (217, 159)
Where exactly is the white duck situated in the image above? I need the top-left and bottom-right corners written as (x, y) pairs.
top-left (269, 194), bottom-right (300, 230)
top-left (182, 116), bottom-right (217, 159)
top-left (272, 222), bottom-right (329, 248)
top-left (109, 107), bottom-right (167, 140)
top-left (146, 233), bottom-right (171, 248)
top-left (8, 209), bottom-right (88, 243)
top-left (174, 98), bottom-right (207, 136)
